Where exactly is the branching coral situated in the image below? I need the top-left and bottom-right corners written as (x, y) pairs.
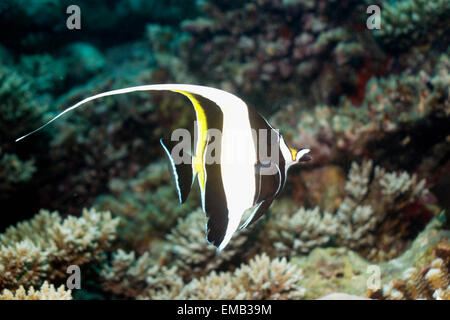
top-left (165, 208), bottom-right (250, 280)
top-left (100, 249), bottom-right (183, 299)
top-left (0, 63), bottom-right (48, 202)
top-left (95, 161), bottom-right (199, 252)
top-left (177, 0), bottom-right (384, 110)
top-left (336, 160), bottom-right (429, 260)
top-left (178, 253), bottom-right (305, 300)
top-left (272, 51), bottom-right (449, 173)
top-left (258, 160), bottom-right (431, 261)
top-left (0, 208), bottom-right (119, 290)
top-left (0, 64), bottom-right (49, 143)
top-left (0, 281), bottom-right (72, 300)
top-left (260, 207), bottom-right (338, 257)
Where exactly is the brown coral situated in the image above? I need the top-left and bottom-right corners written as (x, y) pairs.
top-left (256, 160), bottom-right (432, 261)
top-left (368, 240), bottom-right (450, 300)
top-left (100, 249), bottom-right (183, 299)
top-left (178, 253), bottom-right (305, 300)
top-left (0, 281), bottom-right (72, 300)
top-left (165, 208), bottom-right (250, 280)
top-left (0, 208), bottom-right (119, 290)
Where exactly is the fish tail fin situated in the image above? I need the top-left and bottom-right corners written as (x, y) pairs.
top-left (160, 138), bottom-right (194, 204)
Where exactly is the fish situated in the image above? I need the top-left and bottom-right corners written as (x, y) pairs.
top-left (15, 84), bottom-right (311, 251)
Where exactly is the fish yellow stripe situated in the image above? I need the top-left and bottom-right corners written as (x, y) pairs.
top-left (171, 90), bottom-right (208, 202)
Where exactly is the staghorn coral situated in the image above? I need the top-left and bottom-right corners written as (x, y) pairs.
top-left (0, 281), bottom-right (72, 300)
top-left (100, 249), bottom-right (183, 299)
top-left (368, 240), bottom-right (450, 300)
top-left (0, 208), bottom-right (119, 290)
top-left (165, 208), bottom-right (250, 280)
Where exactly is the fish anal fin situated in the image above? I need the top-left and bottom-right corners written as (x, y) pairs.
top-left (241, 197), bottom-right (274, 229)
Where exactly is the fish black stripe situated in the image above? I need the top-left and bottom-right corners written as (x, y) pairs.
top-left (245, 106), bottom-right (286, 225)
top-left (190, 94), bottom-right (229, 247)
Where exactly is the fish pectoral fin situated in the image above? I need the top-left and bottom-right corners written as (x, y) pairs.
top-left (160, 138), bottom-right (194, 204)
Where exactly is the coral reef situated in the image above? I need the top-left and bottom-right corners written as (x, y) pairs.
top-left (258, 160), bottom-right (433, 261)
top-left (164, 208), bottom-right (250, 280)
top-left (0, 281), bottom-right (72, 300)
top-left (291, 247), bottom-right (371, 299)
top-left (368, 239), bottom-right (450, 300)
top-left (175, 253), bottom-right (305, 300)
top-left (100, 249), bottom-right (183, 299)
top-left (94, 161), bottom-right (199, 252)
top-left (375, 0), bottom-right (450, 51)
top-left (0, 0), bottom-right (448, 302)
top-left (101, 251), bottom-right (304, 300)
top-left (261, 207), bottom-right (338, 256)
top-left (179, 0), bottom-right (386, 110)
top-left (0, 208), bottom-right (119, 290)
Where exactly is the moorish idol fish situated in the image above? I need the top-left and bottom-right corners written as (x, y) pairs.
top-left (16, 84), bottom-right (311, 251)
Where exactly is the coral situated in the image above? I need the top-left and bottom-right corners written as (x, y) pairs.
top-left (178, 253), bottom-right (305, 300)
top-left (102, 252), bottom-right (305, 300)
top-left (0, 151), bottom-right (36, 200)
top-left (291, 247), bottom-right (371, 299)
top-left (179, 0), bottom-right (385, 109)
top-left (165, 208), bottom-right (250, 280)
top-left (0, 281), bottom-right (72, 300)
top-left (0, 0), bottom-right (448, 302)
top-left (318, 293), bottom-right (370, 300)
top-left (100, 249), bottom-right (183, 299)
top-left (368, 240), bottom-right (450, 300)
top-left (375, 0), bottom-right (450, 50)
top-left (0, 208), bottom-right (119, 290)
top-left (271, 50), bottom-right (449, 171)
top-left (62, 43), bottom-right (106, 82)
top-left (337, 161), bottom-right (427, 249)
top-left (261, 207), bottom-right (338, 257)
top-left (0, 64), bottom-right (49, 143)
top-left (95, 161), bottom-right (199, 252)
top-left (258, 160), bottom-right (433, 261)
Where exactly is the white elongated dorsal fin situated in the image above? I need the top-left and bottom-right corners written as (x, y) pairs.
top-left (15, 84), bottom-right (247, 142)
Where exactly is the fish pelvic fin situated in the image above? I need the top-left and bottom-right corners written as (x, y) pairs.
top-left (160, 138), bottom-right (194, 204)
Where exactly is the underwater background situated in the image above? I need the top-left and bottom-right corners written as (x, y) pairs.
top-left (0, 0), bottom-right (449, 300)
